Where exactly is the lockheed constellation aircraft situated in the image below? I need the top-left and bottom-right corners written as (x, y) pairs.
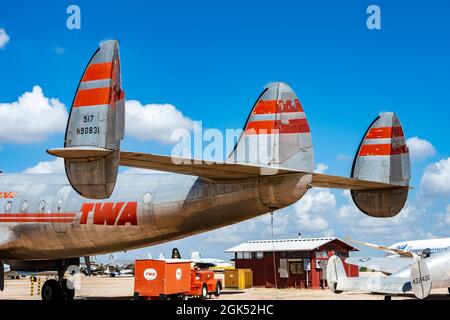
top-left (327, 238), bottom-right (450, 299)
top-left (0, 40), bottom-right (411, 300)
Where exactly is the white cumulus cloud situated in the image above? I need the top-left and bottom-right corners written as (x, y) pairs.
top-left (406, 137), bottom-right (436, 161)
top-left (23, 158), bottom-right (65, 174)
top-left (445, 205), bottom-right (450, 225)
top-left (0, 28), bottom-right (9, 49)
top-left (419, 157), bottom-right (450, 198)
top-left (125, 100), bottom-right (194, 144)
top-left (293, 188), bottom-right (336, 233)
top-left (0, 86), bottom-right (68, 143)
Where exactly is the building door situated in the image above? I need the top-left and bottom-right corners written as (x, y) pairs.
top-left (52, 185), bottom-right (72, 233)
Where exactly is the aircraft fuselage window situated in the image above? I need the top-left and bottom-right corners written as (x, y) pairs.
top-left (21, 201), bottom-right (29, 212)
top-left (39, 200), bottom-right (46, 212)
top-left (5, 200), bottom-right (12, 213)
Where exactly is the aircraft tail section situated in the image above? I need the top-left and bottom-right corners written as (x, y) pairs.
top-left (48, 40), bottom-right (125, 199)
top-left (227, 82), bottom-right (314, 172)
top-left (326, 255), bottom-right (347, 293)
top-left (350, 112), bottom-right (410, 217)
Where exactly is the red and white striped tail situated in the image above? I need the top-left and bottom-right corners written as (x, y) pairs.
top-left (351, 112), bottom-right (410, 217)
top-left (229, 82), bottom-right (314, 172)
top-left (63, 40), bottom-right (125, 199)
top-left (352, 112), bottom-right (410, 186)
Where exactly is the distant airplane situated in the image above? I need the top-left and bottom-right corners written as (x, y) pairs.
top-left (0, 40), bottom-right (412, 300)
top-left (327, 239), bottom-right (450, 299)
top-left (190, 252), bottom-right (233, 268)
top-left (346, 238), bottom-right (450, 274)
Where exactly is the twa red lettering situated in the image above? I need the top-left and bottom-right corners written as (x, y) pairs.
top-left (93, 202), bottom-right (125, 225)
top-left (0, 192), bottom-right (17, 199)
top-left (79, 202), bottom-right (138, 226)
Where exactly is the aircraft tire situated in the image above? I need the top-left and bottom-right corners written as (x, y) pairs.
top-left (41, 279), bottom-right (64, 301)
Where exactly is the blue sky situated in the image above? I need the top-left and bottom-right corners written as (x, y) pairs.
top-left (0, 0), bottom-right (449, 260)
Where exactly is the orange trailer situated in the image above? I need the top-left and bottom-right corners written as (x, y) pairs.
top-left (134, 259), bottom-right (222, 300)
top-left (134, 259), bottom-right (191, 300)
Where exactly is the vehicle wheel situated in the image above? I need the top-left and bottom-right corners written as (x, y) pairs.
top-left (61, 279), bottom-right (75, 301)
top-left (31, 276), bottom-right (37, 282)
top-left (448, 287), bottom-right (450, 295)
top-left (16, 275), bottom-right (20, 280)
top-left (200, 283), bottom-right (208, 299)
top-left (384, 295), bottom-right (392, 301)
top-left (214, 281), bottom-right (222, 297)
top-left (41, 279), bottom-right (64, 301)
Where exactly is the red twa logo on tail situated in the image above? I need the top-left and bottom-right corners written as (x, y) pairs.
top-left (80, 202), bottom-right (137, 226)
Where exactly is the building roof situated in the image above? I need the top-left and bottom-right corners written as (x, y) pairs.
top-left (224, 237), bottom-right (358, 253)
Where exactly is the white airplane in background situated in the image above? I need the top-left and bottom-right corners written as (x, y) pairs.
top-left (327, 237), bottom-right (450, 300)
top-left (389, 238), bottom-right (450, 255)
top-left (191, 252), bottom-right (233, 268)
top-left (346, 237), bottom-right (450, 274)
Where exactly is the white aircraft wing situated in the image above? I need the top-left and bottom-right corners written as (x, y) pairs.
top-left (117, 151), bottom-right (401, 190)
top-left (347, 238), bottom-right (414, 258)
top-left (337, 275), bottom-right (411, 294)
top-left (345, 256), bottom-right (413, 275)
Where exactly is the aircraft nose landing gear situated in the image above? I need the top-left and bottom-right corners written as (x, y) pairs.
top-left (41, 260), bottom-right (76, 301)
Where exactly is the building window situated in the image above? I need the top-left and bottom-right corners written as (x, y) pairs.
top-left (256, 252), bottom-right (263, 259)
top-left (243, 252), bottom-right (251, 259)
top-left (289, 262), bottom-right (304, 275)
top-left (237, 252), bottom-right (243, 259)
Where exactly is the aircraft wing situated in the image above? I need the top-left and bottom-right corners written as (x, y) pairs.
top-left (337, 275), bottom-right (411, 294)
top-left (118, 151), bottom-right (402, 190)
top-left (347, 238), bottom-right (414, 258)
top-left (345, 256), bottom-right (413, 275)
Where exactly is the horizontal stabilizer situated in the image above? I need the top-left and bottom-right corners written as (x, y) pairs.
top-left (310, 173), bottom-right (403, 191)
top-left (47, 147), bottom-right (114, 159)
top-left (345, 256), bottom-right (412, 275)
top-left (328, 255), bottom-right (411, 295)
top-left (336, 275), bottom-right (411, 294)
top-left (120, 151), bottom-right (411, 191)
top-left (120, 151), bottom-right (294, 180)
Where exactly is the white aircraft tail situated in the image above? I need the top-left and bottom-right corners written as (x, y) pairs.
top-left (191, 251), bottom-right (201, 260)
top-left (410, 258), bottom-right (432, 299)
top-left (326, 255), bottom-right (347, 293)
top-left (47, 40), bottom-right (125, 199)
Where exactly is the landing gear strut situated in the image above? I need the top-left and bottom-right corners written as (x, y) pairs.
top-left (41, 260), bottom-right (76, 301)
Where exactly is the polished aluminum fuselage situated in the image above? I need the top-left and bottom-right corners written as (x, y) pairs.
top-left (0, 172), bottom-right (310, 260)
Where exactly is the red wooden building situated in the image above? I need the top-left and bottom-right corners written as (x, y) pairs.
top-left (225, 237), bottom-right (359, 289)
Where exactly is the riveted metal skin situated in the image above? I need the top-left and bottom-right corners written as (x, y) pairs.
top-left (228, 82), bottom-right (314, 173)
top-left (351, 113), bottom-right (410, 217)
top-left (0, 173), bottom-right (309, 261)
top-left (64, 40), bottom-right (125, 199)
